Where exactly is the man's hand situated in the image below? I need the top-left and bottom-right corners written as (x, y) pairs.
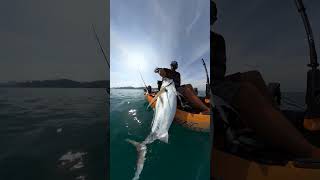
top-left (154, 67), bottom-right (160, 73)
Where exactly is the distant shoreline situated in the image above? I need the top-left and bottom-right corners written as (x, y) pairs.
top-left (0, 79), bottom-right (109, 88)
top-left (111, 87), bottom-right (145, 89)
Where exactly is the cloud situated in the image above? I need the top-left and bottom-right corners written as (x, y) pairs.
top-left (186, 11), bottom-right (201, 35)
top-left (186, 1), bottom-right (202, 35)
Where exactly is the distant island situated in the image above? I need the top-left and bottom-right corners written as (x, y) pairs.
top-left (111, 87), bottom-right (161, 92)
top-left (0, 79), bottom-right (109, 88)
top-left (111, 86), bottom-right (145, 89)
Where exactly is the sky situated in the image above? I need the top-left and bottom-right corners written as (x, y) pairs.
top-left (110, 0), bottom-right (210, 90)
top-left (0, 0), bottom-right (109, 82)
top-left (3, 0), bottom-right (319, 91)
top-left (215, 0), bottom-right (320, 92)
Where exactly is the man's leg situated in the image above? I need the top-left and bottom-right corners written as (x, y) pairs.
top-left (233, 82), bottom-right (320, 158)
top-left (180, 84), bottom-right (210, 113)
top-left (240, 70), bottom-right (275, 105)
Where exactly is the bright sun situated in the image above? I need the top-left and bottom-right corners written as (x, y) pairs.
top-left (127, 52), bottom-right (148, 72)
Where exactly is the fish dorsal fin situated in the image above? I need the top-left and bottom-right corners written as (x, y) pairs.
top-left (176, 90), bottom-right (182, 97)
top-left (176, 91), bottom-right (186, 108)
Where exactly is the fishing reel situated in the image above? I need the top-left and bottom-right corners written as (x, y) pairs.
top-left (267, 82), bottom-right (281, 106)
top-left (305, 69), bottom-right (320, 116)
top-left (206, 84), bottom-right (210, 98)
top-left (157, 80), bottom-right (162, 91)
top-left (146, 85), bottom-right (152, 94)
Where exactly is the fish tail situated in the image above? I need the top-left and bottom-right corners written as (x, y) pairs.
top-left (126, 139), bottom-right (140, 147)
top-left (126, 139), bottom-right (147, 180)
top-left (126, 139), bottom-right (147, 152)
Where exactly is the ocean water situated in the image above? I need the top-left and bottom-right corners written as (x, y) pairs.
top-left (281, 92), bottom-right (306, 111)
top-left (0, 87), bottom-right (305, 180)
top-left (110, 89), bottom-right (211, 180)
top-left (0, 88), bottom-right (108, 180)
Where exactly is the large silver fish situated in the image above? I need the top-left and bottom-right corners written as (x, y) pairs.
top-left (126, 78), bottom-right (177, 180)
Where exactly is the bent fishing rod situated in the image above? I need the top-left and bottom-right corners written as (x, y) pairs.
top-left (201, 58), bottom-right (214, 148)
top-left (202, 58), bottom-right (210, 85)
top-left (294, 0), bottom-right (318, 69)
top-left (202, 58), bottom-right (210, 97)
top-left (294, 0), bottom-right (320, 116)
top-left (92, 24), bottom-right (110, 67)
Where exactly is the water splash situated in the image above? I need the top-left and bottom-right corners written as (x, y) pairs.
top-left (58, 151), bottom-right (87, 171)
top-left (128, 109), bottom-right (137, 116)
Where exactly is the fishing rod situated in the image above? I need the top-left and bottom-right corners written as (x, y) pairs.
top-left (201, 58), bottom-right (214, 144)
top-left (91, 24), bottom-right (110, 67)
top-left (294, 0), bottom-right (320, 117)
top-left (201, 58), bottom-right (210, 97)
top-left (294, 0), bottom-right (318, 68)
top-left (138, 67), bottom-right (149, 91)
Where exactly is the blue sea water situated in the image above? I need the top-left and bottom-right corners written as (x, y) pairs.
top-left (0, 88), bottom-right (107, 180)
top-left (110, 89), bottom-right (211, 180)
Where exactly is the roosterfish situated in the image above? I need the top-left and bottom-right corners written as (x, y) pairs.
top-left (126, 78), bottom-right (177, 180)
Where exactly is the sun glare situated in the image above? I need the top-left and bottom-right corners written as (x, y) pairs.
top-left (127, 52), bottom-right (148, 72)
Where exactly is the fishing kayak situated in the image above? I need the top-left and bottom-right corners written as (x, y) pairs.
top-left (212, 109), bottom-right (320, 180)
top-left (145, 92), bottom-right (210, 132)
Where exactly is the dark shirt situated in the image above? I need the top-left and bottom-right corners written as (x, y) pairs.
top-left (159, 68), bottom-right (181, 87)
top-left (210, 32), bottom-right (227, 84)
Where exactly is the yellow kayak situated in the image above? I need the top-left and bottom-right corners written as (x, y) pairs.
top-left (212, 148), bottom-right (320, 180)
top-left (145, 92), bottom-right (210, 132)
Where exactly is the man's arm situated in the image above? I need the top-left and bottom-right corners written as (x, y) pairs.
top-left (177, 72), bottom-right (181, 87)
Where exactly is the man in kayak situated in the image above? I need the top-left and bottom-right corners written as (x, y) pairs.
top-left (154, 61), bottom-right (210, 114)
top-left (211, 0), bottom-right (320, 158)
